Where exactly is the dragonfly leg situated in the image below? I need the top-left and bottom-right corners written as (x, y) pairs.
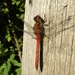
top-left (44, 14), bottom-right (47, 23)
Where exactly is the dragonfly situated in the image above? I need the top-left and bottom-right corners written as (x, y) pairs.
top-left (19, 14), bottom-right (74, 70)
top-left (24, 15), bottom-right (45, 70)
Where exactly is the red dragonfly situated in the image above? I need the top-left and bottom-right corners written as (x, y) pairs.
top-left (22, 15), bottom-right (74, 71)
top-left (24, 15), bottom-right (45, 70)
top-left (33, 15), bottom-right (45, 70)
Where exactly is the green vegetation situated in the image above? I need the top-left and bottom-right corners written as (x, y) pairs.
top-left (0, 0), bottom-right (25, 75)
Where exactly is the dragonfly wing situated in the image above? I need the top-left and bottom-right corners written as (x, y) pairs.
top-left (24, 30), bottom-right (35, 39)
top-left (51, 25), bottom-right (75, 37)
top-left (45, 15), bottom-right (74, 41)
top-left (49, 15), bottom-right (72, 31)
top-left (24, 21), bottom-right (34, 32)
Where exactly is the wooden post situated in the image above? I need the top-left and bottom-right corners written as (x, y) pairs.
top-left (22, 0), bottom-right (75, 75)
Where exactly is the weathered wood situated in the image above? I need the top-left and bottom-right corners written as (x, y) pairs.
top-left (22, 0), bottom-right (75, 75)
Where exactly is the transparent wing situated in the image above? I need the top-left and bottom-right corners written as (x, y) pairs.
top-left (23, 21), bottom-right (35, 38)
top-left (23, 30), bottom-right (35, 39)
top-left (49, 15), bottom-right (72, 31)
top-left (50, 24), bottom-right (75, 38)
top-left (24, 21), bottom-right (34, 32)
top-left (45, 15), bottom-right (75, 41)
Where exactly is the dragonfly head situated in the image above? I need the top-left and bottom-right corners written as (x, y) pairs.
top-left (34, 15), bottom-right (44, 23)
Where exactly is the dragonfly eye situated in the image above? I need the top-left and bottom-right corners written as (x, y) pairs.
top-left (34, 15), bottom-right (41, 21)
top-left (34, 15), bottom-right (44, 23)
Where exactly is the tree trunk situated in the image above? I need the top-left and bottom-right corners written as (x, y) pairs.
top-left (22, 0), bottom-right (75, 75)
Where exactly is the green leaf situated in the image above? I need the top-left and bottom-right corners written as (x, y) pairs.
top-left (16, 14), bottom-right (20, 17)
top-left (4, 48), bottom-right (8, 53)
top-left (11, 73), bottom-right (14, 75)
top-left (1, 8), bottom-right (9, 13)
top-left (9, 54), bottom-right (15, 61)
top-left (8, 37), bottom-right (11, 42)
top-left (0, 42), bottom-right (3, 48)
top-left (11, 60), bottom-right (21, 67)
top-left (0, 63), bottom-right (6, 74)
top-left (20, 14), bottom-right (24, 19)
top-left (16, 1), bottom-right (20, 6)
top-left (5, 34), bottom-right (11, 42)
top-left (0, 63), bottom-right (6, 71)
top-left (15, 67), bottom-right (21, 75)
top-left (7, 60), bottom-right (11, 73)
top-left (12, 0), bottom-right (16, 5)
top-left (2, 60), bottom-right (11, 75)
top-left (3, 60), bottom-right (11, 75)
top-left (4, 63), bottom-right (8, 75)
top-left (19, 8), bottom-right (24, 12)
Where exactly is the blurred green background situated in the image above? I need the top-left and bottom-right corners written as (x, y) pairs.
top-left (0, 0), bottom-right (25, 75)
